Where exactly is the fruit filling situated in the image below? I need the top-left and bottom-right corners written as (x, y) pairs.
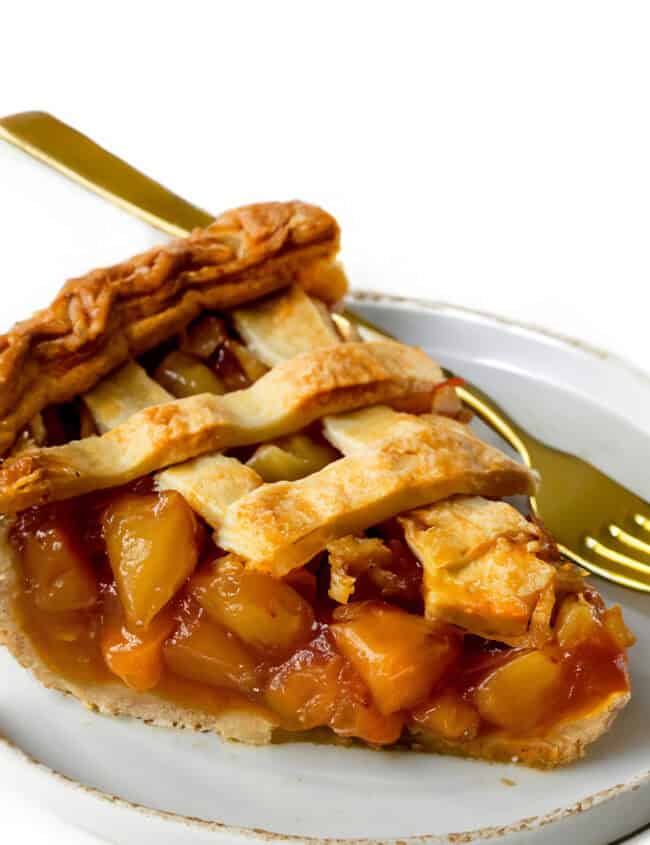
top-left (10, 484), bottom-right (633, 747)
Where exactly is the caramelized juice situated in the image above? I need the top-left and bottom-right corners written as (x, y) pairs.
top-left (9, 486), bottom-right (632, 745)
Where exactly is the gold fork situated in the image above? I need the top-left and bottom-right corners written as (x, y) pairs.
top-left (2, 110), bottom-right (650, 593)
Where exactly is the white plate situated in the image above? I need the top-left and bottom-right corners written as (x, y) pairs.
top-left (1, 293), bottom-right (649, 845)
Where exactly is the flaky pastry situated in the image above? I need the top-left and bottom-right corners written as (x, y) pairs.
top-left (0, 341), bottom-right (442, 513)
top-left (0, 202), bottom-right (341, 456)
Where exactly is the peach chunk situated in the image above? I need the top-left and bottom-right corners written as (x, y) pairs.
top-left (555, 597), bottom-right (635, 653)
top-left (102, 491), bottom-right (200, 629)
top-left (228, 340), bottom-right (269, 383)
top-left (474, 650), bottom-right (562, 732)
top-left (100, 588), bottom-right (175, 691)
top-left (332, 700), bottom-right (403, 746)
top-left (163, 613), bottom-right (259, 693)
top-left (603, 605), bottom-right (636, 650)
top-left (329, 661), bottom-right (404, 745)
top-left (554, 595), bottom-right (603, 649)
top-left (265, 645), bottom-right (343, 730)
top-left (191, 556), bottom-right (315, 656)
top-left (264, 636), bottom-right (403, 744)
top-left (411, 691), bottom-right (480, 740)
top-left (21, 518), bottom-right (97, 612)
top-left (331, 602), bottom-right (459, 714)
top-left (180, 315), bottom-right (228, 360)
top-left (154, 350), bottom-right (225, 397)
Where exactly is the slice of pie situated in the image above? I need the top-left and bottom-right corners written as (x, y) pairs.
top-left (0, 201), bottom-right (634, 767)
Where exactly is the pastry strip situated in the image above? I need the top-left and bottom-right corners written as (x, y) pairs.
top-left (218, 412), bottom-right (535, 575)
top-left (85, 362), bottom-right (171, 432)
top-left (232, 285), bottom-right (340, 366)
top-left (233, 287), bottom-right (341, 367)
top-left (400, 496), bottom-right (558, 645)
top-left (0, 341), bottom-right (440, 513)
top-left (84, 287), bottom-right (346, 526)
top-left (84, 362), bottom-right (262, 527)
top-left (83, 288), bottom-right (422, 529)
top-left (86, 288), bottom-right (425, 528)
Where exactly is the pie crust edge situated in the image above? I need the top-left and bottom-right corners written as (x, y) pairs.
top-left (0, 200), bottom-right (341, 457)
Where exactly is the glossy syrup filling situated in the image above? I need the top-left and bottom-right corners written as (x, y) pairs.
top-left (6, 310), bottom-right (633, 747)
top-left (10, 481), bottom-right (632, 747)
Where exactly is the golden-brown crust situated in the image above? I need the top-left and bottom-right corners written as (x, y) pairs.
top-left (0, 201), bottom-right (341, 456)
top-left (219, 413), bottom-right (536, 575)
top-left (401, 497), bottom-right (560, 646)
top-left (0, 342), bottom-right (442, 514)
top-left (232, 284), bottom-right (341, 366)
top-left (409, 689), bottom-right (630, 768)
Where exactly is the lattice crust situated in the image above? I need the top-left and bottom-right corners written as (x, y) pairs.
top-left (0, 341), bottom-right (442, 513)
top-left (157, 456), bottom-right (262, 529)
top-left (324, 407), bottom-right (561, 646)
top-left (218, 410), bottom-right (535, 575)
top-left (85, 362), bottom-right (171, 432)
top-left (81, 288), bottom-right (533, 569)
top-left (400, 497), bottom-right (560, 646)
top-left (232, 285), bottom-right (340, 366)
top-left (0, 201), bottom-right (341, 456)
top-left (81, 288), bottom-right (386, 528)
top-left (81, 287), bottom-right (425, 528)
top-left (84, 362), bottom-right (263, 528)
top-left (85, 288), bottom-right (353, 525)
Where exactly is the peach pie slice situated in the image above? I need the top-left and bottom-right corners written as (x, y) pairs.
top-left (0, 201), bottom-right (634, 767)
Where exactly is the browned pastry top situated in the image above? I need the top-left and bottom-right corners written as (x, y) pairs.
top-left (0, 201), bottom-right (340, 456)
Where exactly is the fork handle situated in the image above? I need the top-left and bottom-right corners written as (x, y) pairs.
top-left (0, 111), bottom-right (213, 237)
top-left (0, 111), bottom-right (537, 467)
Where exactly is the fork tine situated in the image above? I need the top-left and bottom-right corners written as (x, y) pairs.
top-left (634, 513), bottom-right (650, 533)
top-left (561, 543), bottom-right (650, 593)
top-left (584, 536), bottom-right (650, 575)
top-left (609, 524), bottom-right (650, 557)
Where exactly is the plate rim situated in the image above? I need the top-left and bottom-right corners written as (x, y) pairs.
top-left (2, 733), bottom-right (649, 845)
top-left (3, 290), bottom-right (649, 844)
top-left (348, 289), bottom-right (650, 388)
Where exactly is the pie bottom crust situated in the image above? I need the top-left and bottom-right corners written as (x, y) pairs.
top-left (0, 522), bottom-right (629, 767)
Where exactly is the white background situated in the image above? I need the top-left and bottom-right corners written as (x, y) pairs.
top-left (1, 2), bottom-right (650, 842)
